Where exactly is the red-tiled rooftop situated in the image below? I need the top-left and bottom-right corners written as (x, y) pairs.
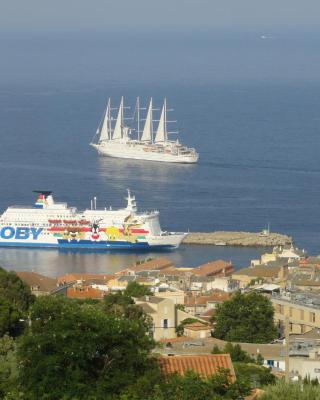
top-left (17, 271), bottom-right (57, 293)
top-left (158, 354), bottom-right (235, 381)
top-left (184, 291), bottom-right (231, 306)
top-left (129, 257), bottom-right (175, 273)
top-left (58, 273), bottom-right (114, 284)
top-left (66, 286), bottom-right (105, 299)
top-left (184, 322), bottom-right (211, 331)
top-left (191, 260), bottom-right (234, 277)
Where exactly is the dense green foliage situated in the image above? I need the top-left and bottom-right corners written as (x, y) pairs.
top-left (213, 291), bottom-right (278, 343)
top-left (103, 291), bottom-right (134, 309)
top-left (123, 281), bottom-right (152, 297)
top-left (18, 296), bottom-right (155, 399)
top-left (0, 267), bottom-right (34, 337)
top-left (212, 343), bottom-right (256, 363)
top-left (260, 380), bottom-right (320, 400)
top-left (2, 271), bottom-right (320, 400)
top-left (120, 369), bottom-right (251, 400)
top-left (234, 362), bottom-right (275, 388)
top-left (212, 343), bottom-right (275, 389)
top-left (0, 335), bottom-right (18, 399)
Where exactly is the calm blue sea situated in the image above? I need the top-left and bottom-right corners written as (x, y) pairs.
top-left (0, 32), bottom-right (320, 276)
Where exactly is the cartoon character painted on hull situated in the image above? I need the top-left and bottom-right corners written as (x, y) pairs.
top-left (91, 219), bottom-right (102, 241)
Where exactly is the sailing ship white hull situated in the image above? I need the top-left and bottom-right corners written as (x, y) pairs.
top-left (91, 97), bottom-right (199, 164)
top-left (92, 142), bottom-right (199, 164)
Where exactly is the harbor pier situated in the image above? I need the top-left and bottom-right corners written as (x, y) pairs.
top-left (183, 231), bottom-right (292, 247)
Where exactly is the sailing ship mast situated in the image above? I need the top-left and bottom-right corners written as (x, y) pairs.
top-left (154, 98), bottom-right (168, 143)
top-left (137, 97), bottom-right (140, 141)
top-left (112, 97), bottom-right (124, 140)
top-left (92, 98), bottom-right (112, 144)
top-left (141, 98), bottom-right (153, 142)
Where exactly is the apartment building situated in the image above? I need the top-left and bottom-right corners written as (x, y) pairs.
top-left (271, 291), bottom-right (320, 335)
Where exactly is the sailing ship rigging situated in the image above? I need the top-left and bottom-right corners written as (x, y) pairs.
top-left (90, 97), bottom-right (199, 163)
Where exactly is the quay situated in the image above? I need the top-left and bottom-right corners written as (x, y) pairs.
top-left (183, 231), bottom-right (292, 247)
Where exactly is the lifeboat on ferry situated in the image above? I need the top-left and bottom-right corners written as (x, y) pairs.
top-left (48, 219), bottom-right (61, 224)
top-left (63, 220), bottom-right (77, 224)
top-left (79, 220), bottom-right (90, 224)
top-left (143, 147), bottom-right (152, 152)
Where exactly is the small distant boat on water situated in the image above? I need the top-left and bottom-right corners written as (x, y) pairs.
top-left (90, 97), bottom-right (199, 164)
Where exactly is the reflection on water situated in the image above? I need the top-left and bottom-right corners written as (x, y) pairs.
top-left (0, 245), bottom-right (265, 277)
top-left (98, 156), bottom-right (194, 180)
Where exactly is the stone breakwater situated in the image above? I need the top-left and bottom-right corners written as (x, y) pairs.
top-left (183, 231), bottom-right (292, 247)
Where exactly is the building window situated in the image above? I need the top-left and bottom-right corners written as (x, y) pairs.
top-left (301, 325), bottom-right (305, 334)
top-left (163, 319), bottom-right (168, 329)
top-left (300, 310), bottom-right (304, 320)
top-left (267, 360), bottom-right (274, 367)
top-left (289, 307), bottom-right (293, 317)
top-left (310, 312), bottom-right (316, 323)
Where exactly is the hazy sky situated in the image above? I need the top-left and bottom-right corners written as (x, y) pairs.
top-left (0, 1), bottom-right (319, 86)
top-left (0, 0), bottom-right (319, 33)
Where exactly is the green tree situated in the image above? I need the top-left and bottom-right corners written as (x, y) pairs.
top-left (0, 267), bottom-right (34, 337)
top-left (213, 291), bottom-right (277, 343)
top-left (0, 335), bottom-right (19, 398)
top-left (256, 352), bottom-right (264, 366)
top-left (260, 380), bottom-right (320, 400)
top-left (151, 369), bottom-right (250, 400)
top-left (212, 343), bottom-right (265, 366)
top-left (121, 368), bottom-right (251, 400)
top-left (103, 291), bottom-right (134, 310)
top-left (211, 344), bottom-right (223, 354)
top-left (223, 343), bottom-right (255, 363)
top-left (124, 281), bottom-right (152, 298)
top-left (234, 362), bottom-right (275, 388)
top-left (103, 291), bottom-right (153, 333)
top-left (18, 296), bottom-right (155, 400)
top-left (175, 318), bottom-right (205, 336)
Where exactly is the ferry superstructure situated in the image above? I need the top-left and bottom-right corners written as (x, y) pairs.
top-left (0, 191), bottom-right (186, 250)
top-left (90, 97), bottom-right (199, 163)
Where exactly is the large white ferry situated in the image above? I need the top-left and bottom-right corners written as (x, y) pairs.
top-left (0, 191), bottom-right (186, 250)
top-left (90, 97), bottom-right (199, 163)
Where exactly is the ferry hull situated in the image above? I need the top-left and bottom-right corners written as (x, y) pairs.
top-left (0, 190), bottom-right (186, 252)
top-left (0, 240), bottom-right (177, 251)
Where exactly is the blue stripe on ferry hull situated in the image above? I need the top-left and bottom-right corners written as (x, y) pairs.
top-left (0, 240), bottom-right (176, 251)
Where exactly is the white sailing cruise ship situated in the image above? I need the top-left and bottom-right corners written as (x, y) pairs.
top-left (90, 97), bottom-right (199, 163)
top-left (0, 190), bottom-right (186, 250)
